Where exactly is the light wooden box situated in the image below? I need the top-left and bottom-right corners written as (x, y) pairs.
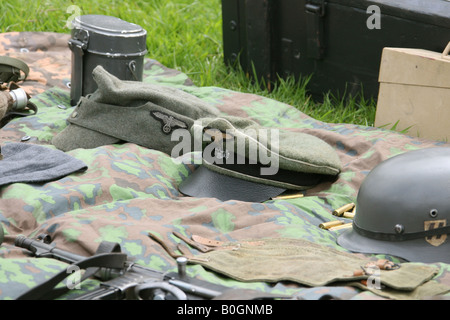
top-left (375, 43), bottom-right (450, 141)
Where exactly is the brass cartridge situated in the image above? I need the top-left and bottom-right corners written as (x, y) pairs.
top-left (328, 223), bottom-right (353, 231)
top-left (332, 203), bottom-right (355, 217)
top-left (319, 220), bottom-right (344, 229)
top-left (272, 193), bottom-right (304, 200)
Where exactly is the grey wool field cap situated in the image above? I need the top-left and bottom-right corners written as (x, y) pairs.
top-left (52, 66), bottom-right (219, 154)
top-left (178, 116), bottom-right (342, 202)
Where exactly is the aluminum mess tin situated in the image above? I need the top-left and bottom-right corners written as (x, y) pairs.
top-left (69, 15), bottom-right (148, 105)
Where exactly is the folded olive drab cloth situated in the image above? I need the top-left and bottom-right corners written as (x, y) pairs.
top-left (150, 233), bottom-right (450, 300)
top-left (179, 116), bottom-right (342, 201)
top-left (52, 66), bottom-right (220, 154)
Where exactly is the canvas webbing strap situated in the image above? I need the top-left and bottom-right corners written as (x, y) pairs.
top-left (17, 241), bottom-right (126, 300)
top-left (0, 56), bottom-right (29, 83)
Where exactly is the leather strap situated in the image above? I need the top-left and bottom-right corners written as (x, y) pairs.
top-left (148, 232), bottom-right (183, 258)
top-left (191, 234), bottom-right (224, 247)
top-left (191, 234), bottom-right (264, 248)
top-left (175, 232), bottom-right (213, 252)
top-left (0, 100), bottom-right (38, 127)
top-left (2, 101), bottom-right (37, 117)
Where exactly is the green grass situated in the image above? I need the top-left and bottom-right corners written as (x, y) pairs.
top-left (0, 0), bottom-right (376, 126)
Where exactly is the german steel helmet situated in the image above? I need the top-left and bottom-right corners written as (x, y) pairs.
top-left (338, 147), bottom-right (450, 264)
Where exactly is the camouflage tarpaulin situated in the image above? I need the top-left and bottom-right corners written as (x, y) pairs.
top-left (1, 32), bottom-right (450, 300)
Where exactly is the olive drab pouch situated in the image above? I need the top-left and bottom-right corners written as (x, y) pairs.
top-left (149, 232), bottom-right (450, 300)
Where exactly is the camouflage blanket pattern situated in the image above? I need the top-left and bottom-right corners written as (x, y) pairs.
top-left (1, 32), bottom-right (450, 300)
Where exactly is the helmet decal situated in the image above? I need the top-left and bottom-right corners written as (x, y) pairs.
top-left (424, 219), bottom-right (447, 247)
